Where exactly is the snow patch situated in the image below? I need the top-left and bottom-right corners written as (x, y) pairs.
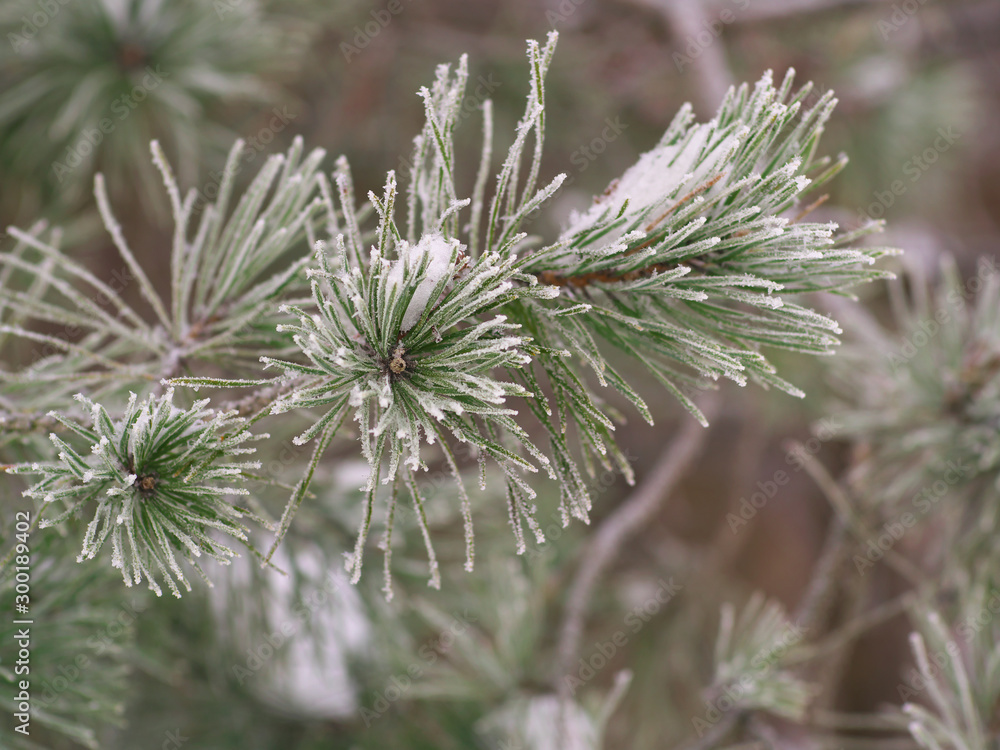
top-left (386, 233), bottom-right (461, 331)
top-left (561, 123), bottom-right (744, 250)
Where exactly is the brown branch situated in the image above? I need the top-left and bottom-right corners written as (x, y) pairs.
top-left (538, 261), bottom-right (683, 289)
top-left (645, 173), bottom-right (726, 234)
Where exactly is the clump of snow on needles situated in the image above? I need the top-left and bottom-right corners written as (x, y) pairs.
top-left (386, 232), bottom-right (461, 331)
top-left (562, 121), bottom-right (742, 240)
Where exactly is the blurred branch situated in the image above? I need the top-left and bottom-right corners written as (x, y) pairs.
top-left (554, 395), bottom-right (719, 697)
top-left (789, 590), bottom-right (916, 667)
top-left (793, 516), bottom-right (852, 634)
top-left (731, 0), bottom-right (889, 23)
top-left (788, 441), bottom-right (926, 711)
top-left (619, 0), bottom-right (733, 112)
top-left (680, 711), bottom-right (742, 750)
top-left (788, 440), bottom-right (928, 590)
top-left (704, 400), bottom-right (767, 571)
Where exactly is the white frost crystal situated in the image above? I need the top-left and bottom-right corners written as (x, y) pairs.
top-left (386, 232), bottom-right (461, 331)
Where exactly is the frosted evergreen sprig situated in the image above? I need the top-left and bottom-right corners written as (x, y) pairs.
top-left (5, 33), bottom-right (898, 597)
top-left (8, 389), bottom-right (269, 597)
top-left (827, 258), bottom-right (1000, 564)
top-left (0, 534), bottom-right (134, 750)
top-left (708, 594), bottom-right (814, 722)
top-left (173, 34), bottom-right (896, 592)
top-left (897, 584), bottom-right (1000, 750)
top-left (174, 35), bottom-right (571, 592)
top-left (259, 188), bottom-right (561, 591)
top-left (0, 0), bottom-right (307, 218)
top-left (491, 60), bottom-right (898, 531)
top-left (515, 67), bottom-right (897, 436)
top-left (0, 136), bottom-right (325, 408)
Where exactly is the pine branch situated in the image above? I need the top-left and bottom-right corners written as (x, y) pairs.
top-left (7, 389), bottom-right (271, 597)
top-left (0, 0), bottom-right (309, 220)
top-left (827, 256), bottom-right (1000, 531)
top-left (0, 136), bottom-right (326, 409)
top-left (2, 33), bottom-right (898, 599)
top-left (898, 587), bottom-right (1000, 750)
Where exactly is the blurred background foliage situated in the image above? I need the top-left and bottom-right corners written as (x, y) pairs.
top-left (1, 0), bottom-right (999, 748)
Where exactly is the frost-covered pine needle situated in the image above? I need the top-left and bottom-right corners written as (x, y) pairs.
top-left (8, 389), bottom-right (270, 597)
